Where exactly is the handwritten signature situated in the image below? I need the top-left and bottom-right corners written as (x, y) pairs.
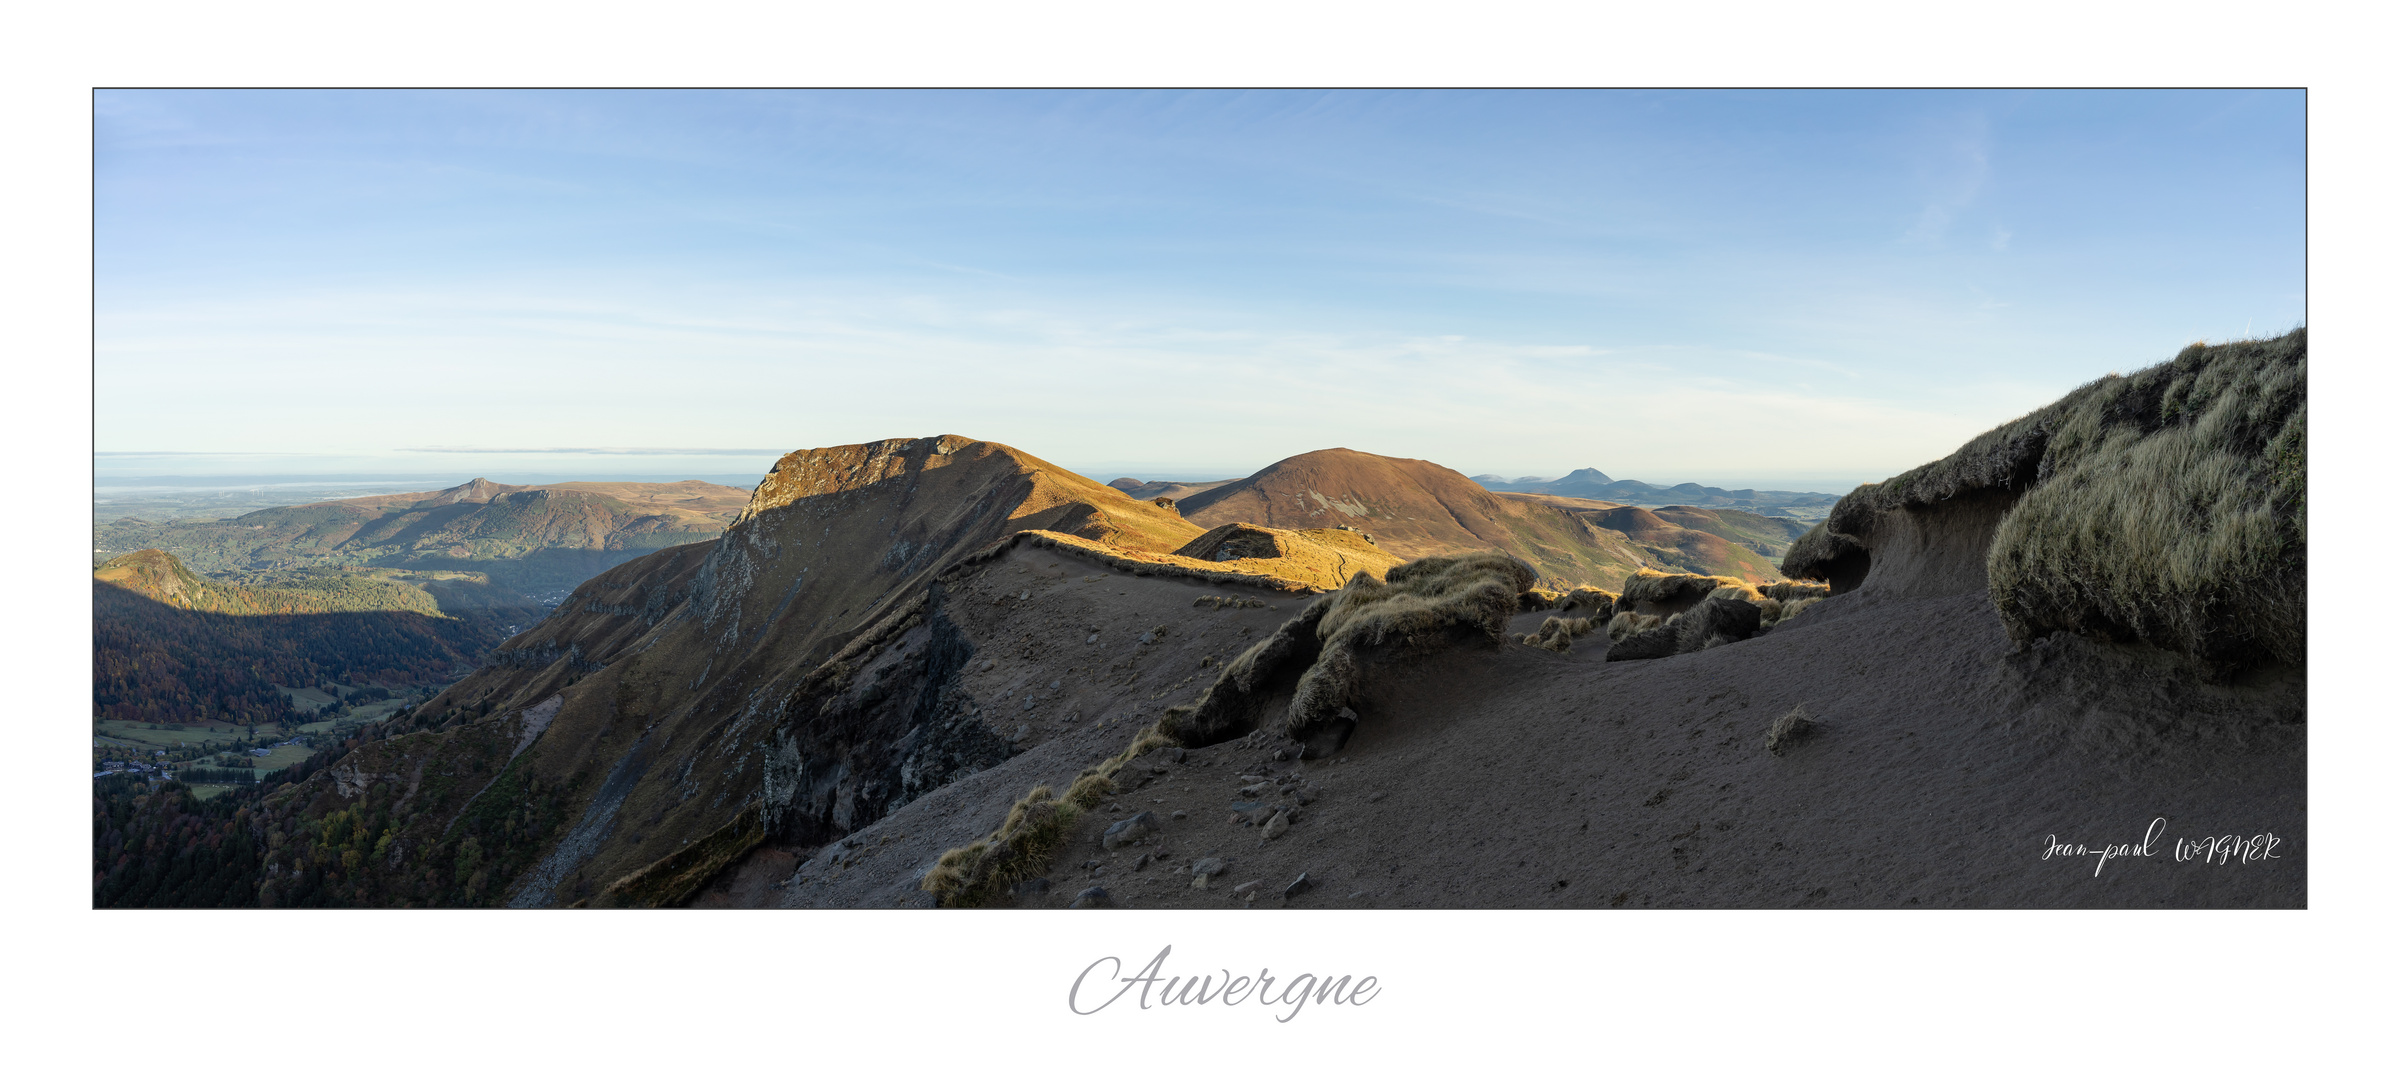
top-left (2042, 817), bottom-right (2286, 877)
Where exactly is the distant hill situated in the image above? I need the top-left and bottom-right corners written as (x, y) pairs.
top-left (94, 550), bottom-right (509, 729)
top-left (1473, 470), bottom-right (1840, 516)
top-left (1176, 448), bottom-right (1775, 588)
top-left (95, 478), bottom-right (753, 601)
top-left (1106, 477), bottom-right (1237, 504)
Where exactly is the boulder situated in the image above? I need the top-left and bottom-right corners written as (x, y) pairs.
top-left (1101, 811), bottom-right (1161, 850)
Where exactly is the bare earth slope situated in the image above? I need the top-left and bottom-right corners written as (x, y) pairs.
top-left (782, 580), bottom-right (2299, 909)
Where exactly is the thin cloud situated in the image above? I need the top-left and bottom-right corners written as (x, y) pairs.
top-left (398, 447), bottom-right (788, 455)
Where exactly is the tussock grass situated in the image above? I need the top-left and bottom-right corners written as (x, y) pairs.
top-left (1618, 570), bottom-right (1749, 616)
top-left (1561, 587), bottom-right (1619, 616)
top-left (1607, 611), bottom-right (1662, 642)
top-left (1527, 615), bottom-right (1597, 653)
top-left (1518, 587), bottom-right (1566, 612)
top-left (1765, 706), bottom-right (1816, 757)
top-left (1605, 596), bottom-right (1764, 661)
top-left (1783, 329), bottom-right (2305, 669)
top-left (1758, 581), bottom-right (1832, 603)
top-left (921, 726), bottom-right (1174, 908)
top-left (1160, 594), bottom-right (1337, 747)
top-left (1288, 554), bottom-right (1535, 743)
top-left (1987, 334), bottom-right (2306, 667)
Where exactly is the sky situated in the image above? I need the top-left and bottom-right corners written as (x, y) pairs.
top-left (94, 89), bottom-right (2305, 492)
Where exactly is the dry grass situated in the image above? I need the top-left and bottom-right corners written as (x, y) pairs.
top-left (1606, 596), bottom-right (1764, 661)
top-left (1987, 333), bottom-right (2305, 667)
top-left (1618, 570), bottom-right (1749, 616)
top-left (1784, 330), bottom-right (2304, 668)
top-left (1287, 554), bottom-right (1534, 743)
top-left (1518, 587), bottom-right (1566, 612)
top-left (581, 802), bottom-right (766, 909)
top-left (1759, 581), bottom-right (1831, 603)
top-left (1765, 706), bottom-right (1816, 757)
top-left (1606, 611), bottom-right (1662, 642)
top-left (1525, 615), bottom-right (1597, 653)
top-left (1560, 587), bottom-right (1619, 616)
top-left (1159, 593), bottom-right (1337, 747)
top-left (921, 726), bottom-right (1175, 908)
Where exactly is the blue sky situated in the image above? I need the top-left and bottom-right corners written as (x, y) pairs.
top-left (94, 89), bottom-right (2304, 491)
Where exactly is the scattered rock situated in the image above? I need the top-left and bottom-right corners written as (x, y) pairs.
top-left (1237, 782), bottom-right (1273, 798)
top-left (1087, 633), bottom-right (1100, 644)
top-left (1164, 747), bottom-right (1186, 763)
top-left (1102, 811), bottom-right (1161, 850)
top-left (1070, 886), bottom-right (1111, 909)
top-left (1766, 705), bottom-right (1817, 756)
top-left (1367, 792), bottom-right (1387, 803)
top-left (1272, 749), bottom-right (1288, 761)
top-left (1048, 679), bottom-right (1061, 689)
top-left (1283, 873), bottom-right (1312, 900)
top-left (1289, 785), bottom-right (1318, 806)
top-left (1230, 800), bottom-right (1275, 825)
top-left (1018, 590), bottom-right (1029, 601)
top-left (1133, 853), bottom-right (1151, 870)
top-left (1171, 810), bottom-right (1189, 820)
top-left (1231, 879), bottom-right (1263, 898)
top-left (980, 660), bottom-right (997, 672)
top-left (1259, 811), bottom-right (1291, 843)
top-left (1191, 857), bottom-right (1229, 888)
top-left (1138, 632), bottom-right (1156, 645)
top-left (1239, 774), bottom-right (1268, 784)
top-left (1010, 724), bottom-right (1031, 742)
top-left (1083, 859), bottom-right (1102, 870)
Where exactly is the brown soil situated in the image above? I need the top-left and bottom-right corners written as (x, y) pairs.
top-left (1178, 448), bottom-right (1659, 588)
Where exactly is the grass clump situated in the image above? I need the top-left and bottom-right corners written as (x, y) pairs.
top-left (1564, 587), bottom-right (1619, 615)
top-left (1524, 615), bottom-right (1597, 653)
top-left (1163, 552), bottom-right (1534, 755)
top-left (1765, 706), bottom-right (1816, 757)
top-left (1617, 570), bottom-right (1749, 617)
top-left (1606, 611), bottom-right (1662, 642)
top-left (1605, 596), bottom-right (1764, 661)
top-left (921, 727), bottom-right (1174, 908)
top-left (1783, 329), bottom-right (2305, 670)
top-left (1518, 587), bottom-right (1566, 612)
top-left (1287, 554), bottom-right (1536, 745)
top-left (1986, 333), bottom-right (2305, 667)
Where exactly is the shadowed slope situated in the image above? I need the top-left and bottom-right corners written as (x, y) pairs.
top-left (228, 435), bottom-right (1402, 907)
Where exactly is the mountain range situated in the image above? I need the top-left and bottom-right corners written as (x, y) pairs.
top-left (1469, 470), bottom-right (1841, 515)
